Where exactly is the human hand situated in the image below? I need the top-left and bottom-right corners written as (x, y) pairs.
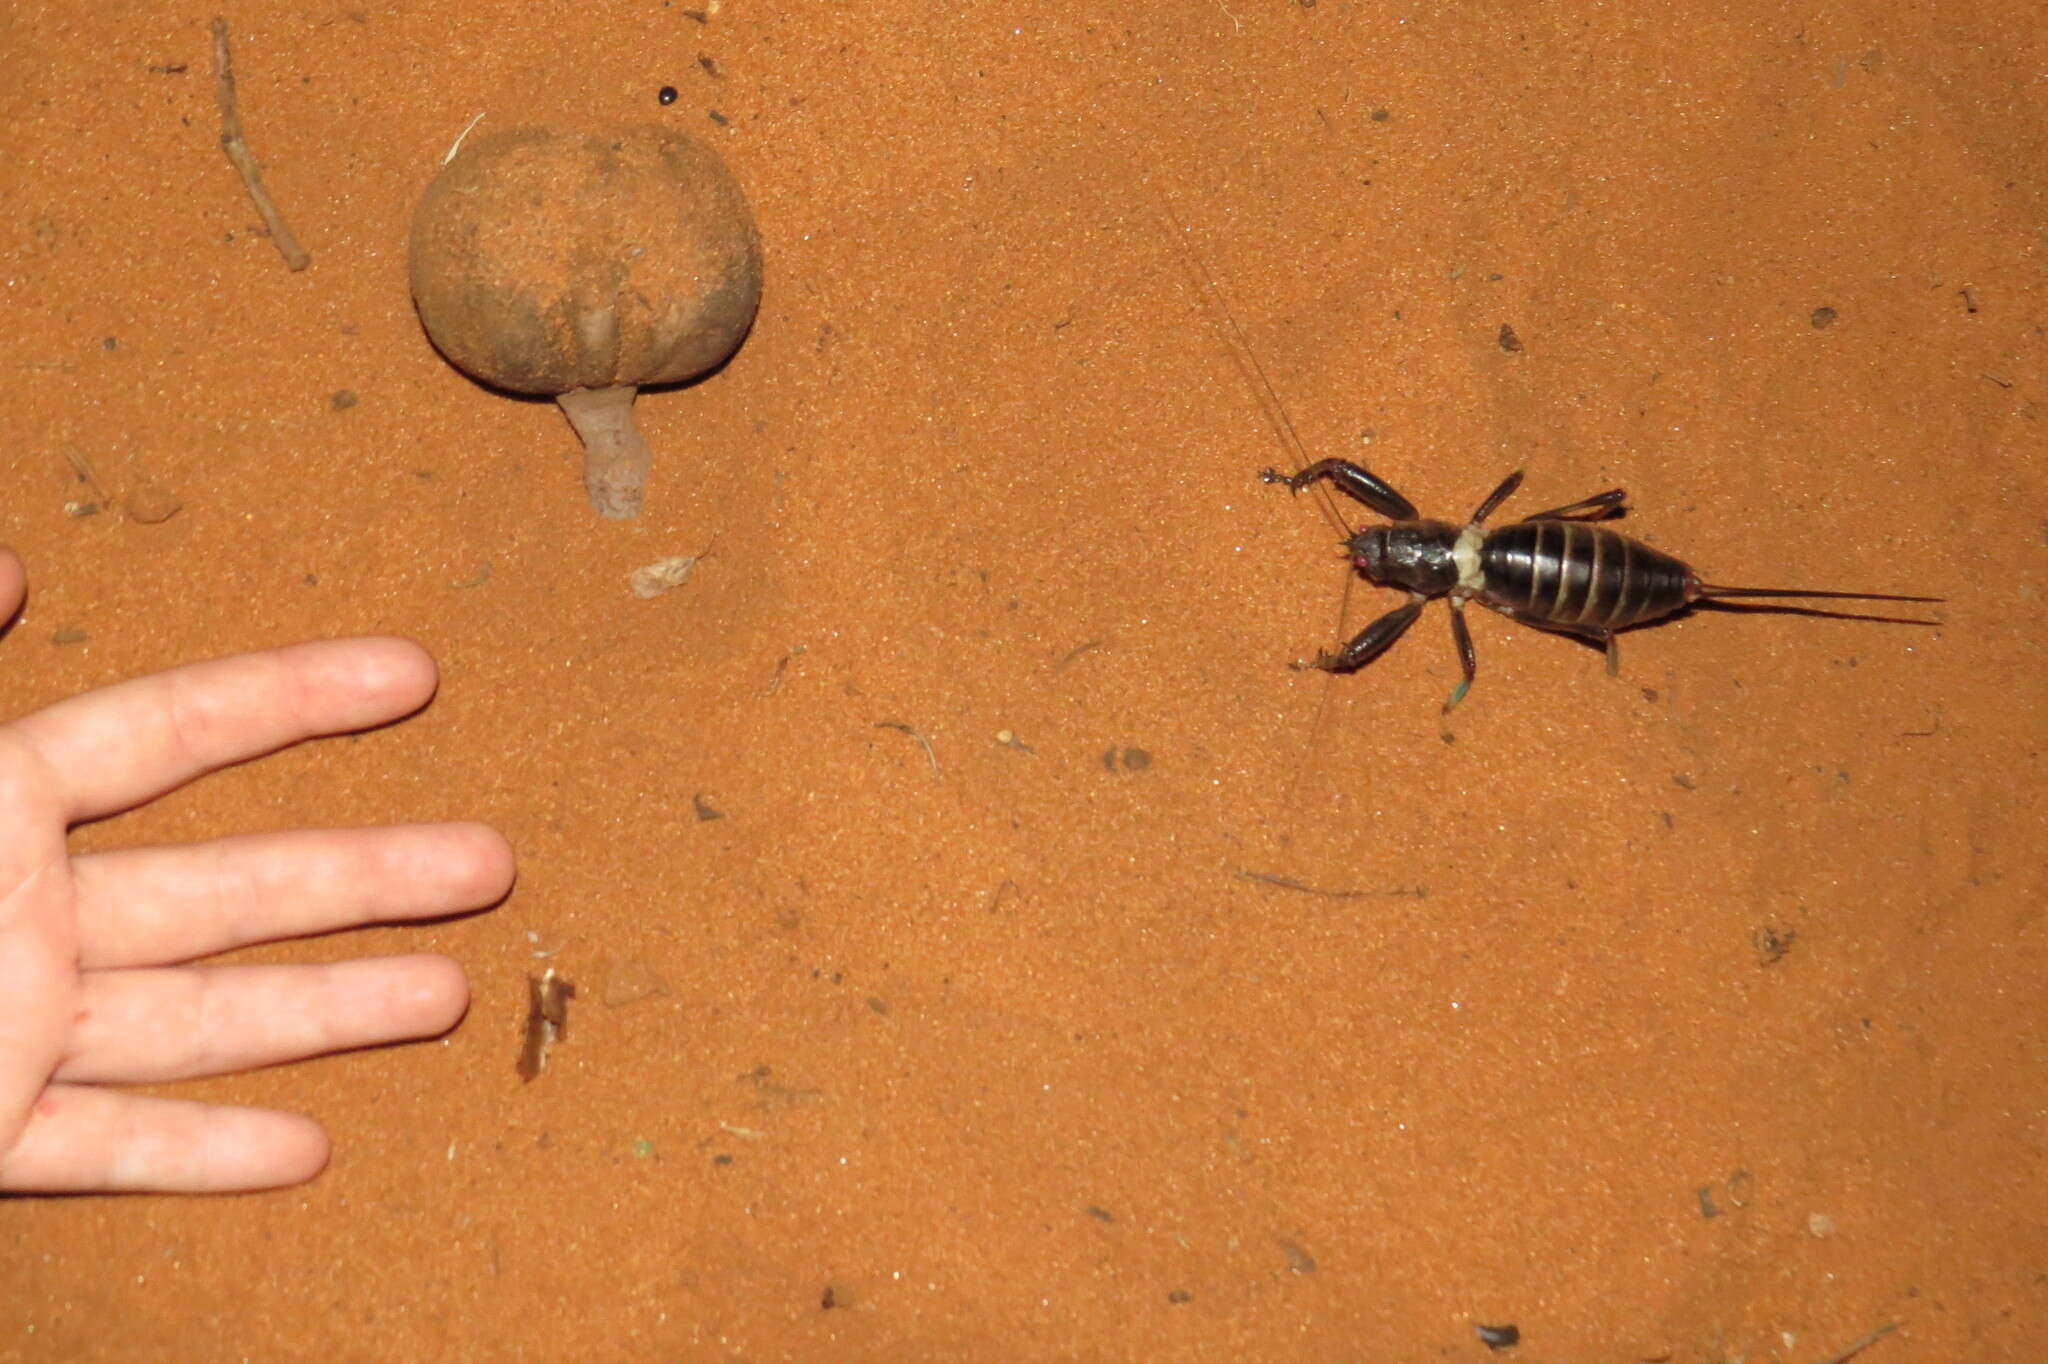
top-left (0, 547), bottom-right (514, 1193)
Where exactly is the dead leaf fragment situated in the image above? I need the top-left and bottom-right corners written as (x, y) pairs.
top-left (124, 482), bottom-right (183, 524)
top-left (600, 959), bottom-right (670, 1008)
top-left (516, 968), bottom-right (576, 1080)
top-left (629, 555), bottom-right (701, 598)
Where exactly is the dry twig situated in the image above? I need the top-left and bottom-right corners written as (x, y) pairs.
top-left (1234, 867), bottom-right (1427, 900)
top-left (210, 17), bottom-right (310, 271)
top-left (874, 721), bottom-right (939, 776)
top-left (1817, 1323), bottom-right (1898, 1364)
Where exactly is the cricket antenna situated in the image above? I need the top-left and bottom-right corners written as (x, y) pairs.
top-left (1146, 182), bottom-right (1354, 542)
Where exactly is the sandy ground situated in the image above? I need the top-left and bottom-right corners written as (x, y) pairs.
top-left (4, 2), bottom-right (2044, 1359)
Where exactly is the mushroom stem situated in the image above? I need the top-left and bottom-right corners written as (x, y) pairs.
top-left (555, 385), bottom-right (654, 519)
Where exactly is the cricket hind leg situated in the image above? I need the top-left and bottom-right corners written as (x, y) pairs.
top-left (1489, 602), bottom-right (1623, 679)
top-left (1544, 622), bottom-right (1621, 675)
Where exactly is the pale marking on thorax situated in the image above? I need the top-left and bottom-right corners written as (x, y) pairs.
top-left (1453, 525), bottom-right (1487, 592)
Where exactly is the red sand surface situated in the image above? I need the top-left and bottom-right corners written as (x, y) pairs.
top-left (3, 3), bottom-right (2042, 1359)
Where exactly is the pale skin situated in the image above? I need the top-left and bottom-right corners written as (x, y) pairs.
top-left (0, 547), bottom-right (514, 1193)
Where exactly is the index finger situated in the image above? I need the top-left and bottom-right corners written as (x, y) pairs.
top-left (11, 637), bottom-right (439, 823)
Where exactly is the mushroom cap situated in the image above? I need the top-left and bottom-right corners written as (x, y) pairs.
top-left (409, 125), bottom-right (762, 395)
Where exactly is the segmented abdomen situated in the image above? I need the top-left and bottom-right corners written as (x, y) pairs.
top-left (1480, 521), bottom-right (1695, 630)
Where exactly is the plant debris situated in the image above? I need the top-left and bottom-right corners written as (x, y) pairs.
top-left (629, 554), bottom-right (705, 598)
top-left (599, 959), bottom-right (669, 1009)
top-left (1474, 1322), bottom-right (1520, 1350)
top-left (1275, 1237), bottom-right (1316, 1275)
top-left (875, 720), bottom-right (938, 775)
top-left (1234, 867), bottom-right (1427, 900)
top-left (210, 18), bottom-right (310, 271)
top-left (1817, 1323), bottom-right (1897, 1364)
top-left (516, 967), bottom-right (575, 1081)
top-left (124, 482), bottom-right (183, 524)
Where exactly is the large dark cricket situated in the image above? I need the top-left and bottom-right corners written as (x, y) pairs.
top-left (1262, 459), bottom-right (1942, 711)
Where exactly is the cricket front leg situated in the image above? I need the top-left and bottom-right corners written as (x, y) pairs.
top-left (1295, 593), bottom-right (1427, 673)
top-left (1260, 460), bottom-right (1419, 522)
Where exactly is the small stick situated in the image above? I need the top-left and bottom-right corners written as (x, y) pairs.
top-left (1054, 639), bottom-right (1104, 672)
top-left (59, 444), bottom-right (110, 503)
top-left (1817, 1323), bottom-right (1898, 1364)
top-left (1234, 867), bottom-right (1428, 900)
top-left (210, 17), bottom-right (310, 271)
top-left (874, 721), bottom-right (939, 775)
top-left (1237, 868), bottom-right (1369, 898)
top-left (442, 111), bottom-right (486, 165)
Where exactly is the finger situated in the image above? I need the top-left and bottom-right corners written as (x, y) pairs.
top-left (72, 822), bottom-right (515, 969)
top-left (59, 955), bottom-right (470, 1083)
top-left (11, 636), bottom-right (438, 824)
top-left (0, 1084), bottom-right (329, 1193)
top-left (0, 546), bottom-right (23, 626)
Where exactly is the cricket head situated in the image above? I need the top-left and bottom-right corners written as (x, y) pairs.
top-left (1345, 521), bottom-right (1462, 596)
top-left (1345, 525), bottom-right (1394, 582)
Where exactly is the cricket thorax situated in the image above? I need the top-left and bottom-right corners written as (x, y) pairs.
top-left (1452, 524), bottom-right (1487, 592)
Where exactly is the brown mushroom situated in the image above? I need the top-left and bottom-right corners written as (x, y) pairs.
top-left (409, 125), bottom-right (762, 519)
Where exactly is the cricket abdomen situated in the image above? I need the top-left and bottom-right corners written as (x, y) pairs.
top-left (1479, 520), bottom-right (1698, 630)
